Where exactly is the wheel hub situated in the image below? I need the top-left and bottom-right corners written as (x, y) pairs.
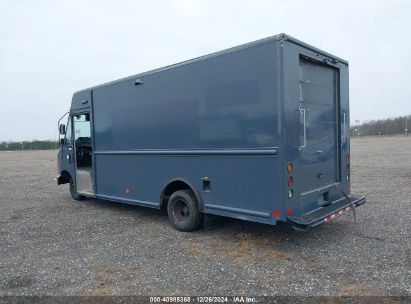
top-left (174, 199), bottom-right (190, 222)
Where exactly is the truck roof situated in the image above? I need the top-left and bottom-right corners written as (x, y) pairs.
top-left (74, 33), bottom-right (348, 95)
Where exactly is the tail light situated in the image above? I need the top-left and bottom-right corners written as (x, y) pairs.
top-left (287, 176), bottom-right (294, 186)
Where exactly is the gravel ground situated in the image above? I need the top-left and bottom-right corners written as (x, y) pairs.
top-left (0, 136), bottom-right (410, 297)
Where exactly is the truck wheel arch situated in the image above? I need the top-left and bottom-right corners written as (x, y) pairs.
top-left (160, 178), bottom-right (203, 212)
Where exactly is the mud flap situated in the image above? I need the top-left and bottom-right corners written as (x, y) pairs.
top-left (56, 175), bottom-right (69, 185)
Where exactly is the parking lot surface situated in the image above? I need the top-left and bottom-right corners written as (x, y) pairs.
top-left (0, 136), bottom-right (410, 296)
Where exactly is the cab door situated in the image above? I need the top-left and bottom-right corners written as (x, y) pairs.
top-left (73, 113), bottom-right (94, 195)
top-left (60, 116), bottom-right (75, 181)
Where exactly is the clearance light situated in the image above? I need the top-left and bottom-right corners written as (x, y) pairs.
top-left (288, 176), bottom-right (294, 186)
top-left (287, 163), bottom-right (293, 173)
top-left (273, 210), bottom-right (280, 217)
top-left (288, 190), bottom-right (293, 199)
top-left (287, 208), bottom-right (292, 215)
top-left (345, 154), bottom-right (350, 161)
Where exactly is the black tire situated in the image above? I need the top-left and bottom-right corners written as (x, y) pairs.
top-left (167, 190), bottom-right (202, 232)
top-left (69, 177), bottom-right (85, 201)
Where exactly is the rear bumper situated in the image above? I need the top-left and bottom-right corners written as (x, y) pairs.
top-left (288, 196), bottom-right (366, 228)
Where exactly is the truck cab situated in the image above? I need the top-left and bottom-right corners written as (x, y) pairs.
top-left (57, 92), bottom-right (94, 200)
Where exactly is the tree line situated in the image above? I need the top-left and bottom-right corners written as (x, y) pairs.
top-left (0, 114), bottom-right (409, 151)
top-left (350, 115), bottom-right (410, 136)
top-left (0, 140), bottom-right (59, 151)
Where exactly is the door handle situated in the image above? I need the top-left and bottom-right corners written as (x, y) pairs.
top-left (299, 105), bottom-right (306, 150)
top-left (67, 147), bottom-right (72, 163)
top-left (342, 112), bottom-right (346, 139)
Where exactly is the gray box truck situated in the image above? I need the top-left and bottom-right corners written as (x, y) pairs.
top-left (57, 33), bottom-right (365, 231)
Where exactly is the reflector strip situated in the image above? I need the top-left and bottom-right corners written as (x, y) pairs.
top-left (324, 206), bottom-right (352, 222)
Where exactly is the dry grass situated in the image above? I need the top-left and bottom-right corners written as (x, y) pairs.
top-left (187, 232), bottom-right (294, 264)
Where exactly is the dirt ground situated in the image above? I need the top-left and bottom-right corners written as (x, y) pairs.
top-left (0, 136), bottom-right (410, 297)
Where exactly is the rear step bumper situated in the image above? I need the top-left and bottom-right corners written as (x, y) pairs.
top-left (288, 196), bottom-right (366, 228)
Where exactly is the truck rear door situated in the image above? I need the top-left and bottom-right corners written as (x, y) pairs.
top-left (298, 56), bottom-right (340, 193)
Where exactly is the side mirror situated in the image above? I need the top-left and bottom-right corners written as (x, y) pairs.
top-left (60, 138), bottom-right (65, 146)
top-left (59, 124), bottom-right (66, 135)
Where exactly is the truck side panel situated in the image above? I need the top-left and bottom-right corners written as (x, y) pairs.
top-left (91, 41), bottom-right (284, 223)
top-left (93, 42), bottom-right (280, 150)
top-left (95, 154), bottom-right (282, 224)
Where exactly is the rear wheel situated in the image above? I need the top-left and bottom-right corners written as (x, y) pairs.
top-left (69, 177), bottom-right (85, 201)
top-left (167, 190), bottom-right (201, 231)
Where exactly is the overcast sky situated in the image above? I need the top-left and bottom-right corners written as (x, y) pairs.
top-left (1, 0), bottom-right (410, 141)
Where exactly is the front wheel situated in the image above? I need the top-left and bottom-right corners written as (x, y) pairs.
top-left (167, 190), bottom-right (202, 232)
top-left (69, 177), bottom-right (85, 201)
